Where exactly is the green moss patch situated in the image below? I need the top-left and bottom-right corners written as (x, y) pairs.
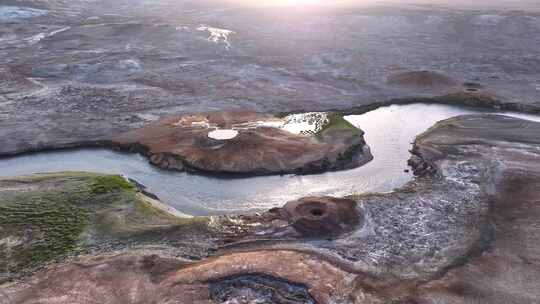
top-left (0, 173), bottom-right (136, 280)
top-left (0, 173), bottom-right (217, 282)
top-left (317, 113), bottom-right (361, 137)
top-left (0, 191), bottom-right (89, 279)
top-left (91, 175), bottom-right (135, 194)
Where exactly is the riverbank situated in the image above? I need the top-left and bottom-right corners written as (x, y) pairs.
top-left (3, 104), bottom-right (539, 216)
top-left (2, 113), bottom-right (540, 303)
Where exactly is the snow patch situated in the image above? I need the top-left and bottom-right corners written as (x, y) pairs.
top-left (281, 112), bottom-right (329, 135)
top-left (25, 26), bottom-right (70, 45)
top-left (197, 25), bottom-right (236, 50)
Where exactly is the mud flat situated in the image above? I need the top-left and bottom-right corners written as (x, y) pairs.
top-left (2, 114), bottom-right (540, 303)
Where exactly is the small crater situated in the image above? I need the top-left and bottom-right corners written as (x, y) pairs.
top-left (310, 208), bottom-right (324, 217)
top-left (283, 196), bottom-right (361, 237)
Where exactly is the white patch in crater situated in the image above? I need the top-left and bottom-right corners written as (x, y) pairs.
top-left (197, 25), bottom-right (236, 50)
top-left (208, 129), bottom-right (239, 140)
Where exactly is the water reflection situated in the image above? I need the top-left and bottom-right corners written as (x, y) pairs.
top-left (1, 104), bottom-right (539, 216)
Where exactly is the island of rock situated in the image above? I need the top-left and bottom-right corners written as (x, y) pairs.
top-left (111, 110), bottom-right (373, 175)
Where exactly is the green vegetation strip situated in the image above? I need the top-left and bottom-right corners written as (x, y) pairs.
top-left (91, 175), bottom-right (135, 194)
top-left (317, 113), bottom-right (361, 137)
top-left (0, 191), bottom-right (89, 276)
top-left (0, 174), bottom-right (136, 279)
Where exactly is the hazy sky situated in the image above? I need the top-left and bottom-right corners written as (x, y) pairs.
top-left (226, 0), bottom-right (540, 10)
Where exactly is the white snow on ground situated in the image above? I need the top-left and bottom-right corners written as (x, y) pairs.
top-left (281, 112), bottom-right (329, 135)
top-left (197, 25), bottom-right (236, 50)
top-left (230, 113), bottom-right (329, 135)
top-left (178, 112), bottom-right (328, 140)
top-left (25, 26), bottom-right (71, 45)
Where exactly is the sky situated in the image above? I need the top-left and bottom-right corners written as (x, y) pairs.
top-left (224, 0), bottom-right (540, 10)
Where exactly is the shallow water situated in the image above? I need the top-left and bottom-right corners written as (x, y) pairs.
top-left (1, 104), bottom-right (539, 216)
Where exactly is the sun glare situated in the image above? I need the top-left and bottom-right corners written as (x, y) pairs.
top-left (270, 0), bottom-right (323, 5)
top-left (230, 0), bottom-right (330, 7)
top-left (225, 0), bottom-right (374, 8)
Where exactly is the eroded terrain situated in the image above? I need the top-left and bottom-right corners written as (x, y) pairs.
top-left (2, 114), bottom-right (540, 303)
top-left (2, 1), bottom-right (540, 303)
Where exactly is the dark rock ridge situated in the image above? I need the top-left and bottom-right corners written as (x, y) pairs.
top-left (2, 114), bottom-right (540, 303)
top-left (111, 110), bottom-right (373, 176)
top-left (209, 274), bottom-right (316, 304)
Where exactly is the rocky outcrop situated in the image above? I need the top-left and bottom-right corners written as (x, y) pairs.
top-left (0, 250), bottom-right (355, 304)
top-left (404, 115), bottom-right (540, 303)
top-left (111, 110), bottom-right (373, 176)
top-left (281, 196), bottom-right (361, 237)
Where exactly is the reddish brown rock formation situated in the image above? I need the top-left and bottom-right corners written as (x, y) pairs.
top-left (111, 110), bottom-right (372, 176)
top-left (387, 70), bottom-right (459, 88)
top-left (282, 196), bottom-right (360, 237)
top-left (1, 250), bottom-right (357, 304)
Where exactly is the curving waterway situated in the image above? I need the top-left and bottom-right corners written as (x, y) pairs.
top-left (1, 104), bottom-right (540, 216)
